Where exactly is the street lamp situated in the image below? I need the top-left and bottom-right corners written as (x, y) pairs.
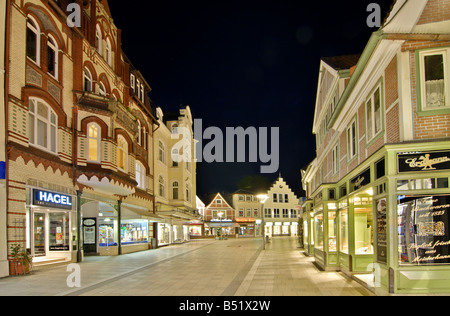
top-left (256, 194), bottom-right (269, 250)
top-left (218, 211), bottom-right (223, 240)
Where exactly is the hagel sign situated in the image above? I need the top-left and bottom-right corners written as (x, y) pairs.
top-left (32, 189), bottom-right (73, 210)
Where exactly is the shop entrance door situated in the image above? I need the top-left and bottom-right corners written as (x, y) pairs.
top-left (83, 218), bottom-right (97, 255)
top-left (34, 212), bottom-right (46, 257)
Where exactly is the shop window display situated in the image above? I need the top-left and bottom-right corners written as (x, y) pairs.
top-left (314, 212), bottom-right (324, 250)
top-left (121, 219), bottom-right (148, 244)
top-left (339, 209), bottom-right (349, 253)
top-left (398, 195), bottom-right (450, 265)
top-left (49, 213), bottom-right (70, 251)
top-left (328, 212), bottom-right (337, 252)
top-left (99, 221), bottom-right (116, 246)
top-left (354, 207), bottom-right (373, 254)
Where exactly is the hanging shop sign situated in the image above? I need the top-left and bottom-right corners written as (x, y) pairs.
top-left (398, 195), bottom-right (450, 265)
top-left (398, 151), bottom-right (450, 173)
top-left (350, 168), bottom-right (371, 192)
top-left (32, 189), bottom-right (73, 210)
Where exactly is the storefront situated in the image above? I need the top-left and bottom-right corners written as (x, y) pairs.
top-left (301, 200), bottom-right (314, 256)
top-left (236, 218), bottom-right (256, 237)
top-left (27, 188), bottom-right (76, 263)
top-left (383, 147), bottom-right (450, 294)
top-left (157, 222), bottom-right (171, 246)
top-left (80, 196), bottom-right (158, 256)
top-left (205, 220), bottom-right (238, 238)
top-left (307, 143), bottom-right (450, 294)
top-left (189, 221), bottom-right (204, 238)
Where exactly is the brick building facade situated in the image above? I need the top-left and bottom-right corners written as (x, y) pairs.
top-left (301, 0), bottom-right (450, 294)
top-left (1, 0), bottom-right (197, 277)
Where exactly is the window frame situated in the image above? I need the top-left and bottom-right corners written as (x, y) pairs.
top-left (47, 34), bottom-right (58, 79)
top-left (135, 161), bottom-right (147, 190)
top-left (417, 48), bottom-right (450, 116)
top-left (95, 24), bottom-right (102, 54)
top-left (26, 15), bottom-right (40, 66)
top-left (117, 135), bottom-right (128, 172)
top-left (332, 143), bottom-right (339, 175)
top-left (347, 119), bottom-right (357, 161)
top-left (172, 181), bottom-right (179, 200)
top-left (84, 67), bottom-right (93, 92)
top-left (87, 122), bottom-right (101, 163)
top-left (159, 175), bottom-right (165, 198)
top-left (106, 37), bottom-right (112, 67)
top-left (365, 83), bottom-right (384, 143)
top-left (28, 98), bottom-right (58, 154)
top-left (158, 140), bottom-right (165, 164)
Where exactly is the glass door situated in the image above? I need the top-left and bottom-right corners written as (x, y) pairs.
top-left (34, 212), bottom-right (46, 257)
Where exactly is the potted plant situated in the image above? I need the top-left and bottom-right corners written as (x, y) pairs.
top-left (9, 244), bottom-right (33, 276)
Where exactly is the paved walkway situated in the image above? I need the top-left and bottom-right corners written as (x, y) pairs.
top-left (0, 237), bottom-right (373, 296)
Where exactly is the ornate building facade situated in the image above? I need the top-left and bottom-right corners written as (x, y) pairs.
top-left (2, 0), bottom-right (197, 276)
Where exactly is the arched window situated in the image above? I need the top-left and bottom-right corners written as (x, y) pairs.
top-left (26, 15), bottom-right (40, 65)
top-left (95, 24), bottom-right (102, 54)
top-left (106, 38), bottom-right (112, 67)
top-left (172, 181), bottom-right (179, 200)
top-left (28, 98), bottom-right (57, 154)
top-left (47, 35), bottom-right (58, 79)
top-left (135, 161), bottom-right (146, 189)
top-left (117, 135), bottom-right (128, 171)
top-left (84, 67), bottom-right (93, 92)
top-left (158, 140), bottom-right (165, 164)
top-left (87, 122), bottom-right (101, 162)
top-left (159, 176), bottom-right (165, 198)
top-left (98, 82), bottom-right (106, 96)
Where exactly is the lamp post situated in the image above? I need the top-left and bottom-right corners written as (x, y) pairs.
top-left (218, 211), bottom-right (223, 240)
top-left (256, 194), bottom-right (269, 250)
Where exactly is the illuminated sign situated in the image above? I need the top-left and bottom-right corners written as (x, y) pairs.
top-left (32, 189), bottom-right (73, 210)
top-left (398, 151), bottom-right (450, 172)
top-left (0, 162), bottom-right (5, 180)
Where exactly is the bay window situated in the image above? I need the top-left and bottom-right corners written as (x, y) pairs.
top-left (87, 123), bottom-right (101, 162)
top-left (117, 135), bottom-right (128, 171)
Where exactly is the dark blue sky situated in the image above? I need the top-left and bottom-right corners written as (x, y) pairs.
top-left (108, 0), bottom-right (394, 200)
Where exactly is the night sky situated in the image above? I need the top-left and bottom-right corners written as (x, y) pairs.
top-left (107, 0), bottom-right (394, 201)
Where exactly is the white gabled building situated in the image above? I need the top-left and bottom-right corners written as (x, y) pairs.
top-left (263, 176), bottom-right (300, 237)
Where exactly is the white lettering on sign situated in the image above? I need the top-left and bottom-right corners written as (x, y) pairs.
top-left (38, 191), bottom-right (72, 206)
